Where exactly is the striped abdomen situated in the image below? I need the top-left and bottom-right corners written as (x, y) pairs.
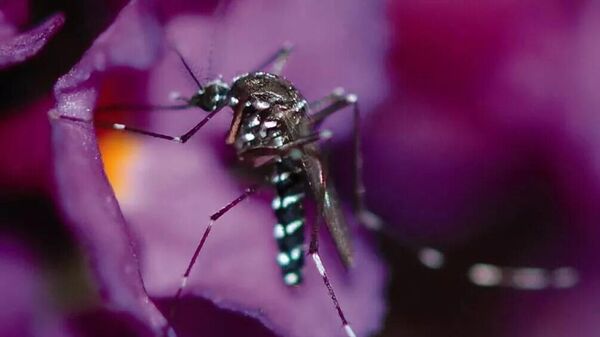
top-left (271, 158), bottom-right (306, 286)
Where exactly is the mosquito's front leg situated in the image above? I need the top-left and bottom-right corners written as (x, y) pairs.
top-left (56, 105), bottom-right (222, 144)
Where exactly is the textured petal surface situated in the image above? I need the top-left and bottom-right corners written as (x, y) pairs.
top-left (121, 140), bottom-right (386, 337)
top-left (50, 1), bottom-right (167, 335)
top-left (0, 13), bottom-right (64, 69)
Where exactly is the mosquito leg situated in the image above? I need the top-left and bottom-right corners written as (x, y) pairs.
top-left (56, 105), bottom-right (222, 143)
top-left (311, 94), bottom-right (581, 293)
top-left (307, 87), bottom-right (349, 113)
top-left (278, 130), bottom-right (333, 152)
top-left (253, 42), bottom-right (294, 75)
top-left (414, 245), bottom-right (579, 290)
top-left (173, 49), bottom-right (203, 90)
top-left (95, 103), bottom-right (191, 114)
top-left (467, 263), bottom-right (579, 290)
top-left (309, 89), bottom-right (382, 231)
top-left (166, 185), bottom-right (258, 335)
top-left (308, 236), bottom-right (356, 337)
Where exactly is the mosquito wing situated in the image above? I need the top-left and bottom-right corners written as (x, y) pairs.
top-left (301, 152), bottom-right (353, 267)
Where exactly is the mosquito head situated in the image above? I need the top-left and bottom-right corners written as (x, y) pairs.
top-left (190, 79), bottom-right (231, 112)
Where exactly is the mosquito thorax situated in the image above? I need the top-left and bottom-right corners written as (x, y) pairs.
top-left (189, 79), bottom-right (230, 112)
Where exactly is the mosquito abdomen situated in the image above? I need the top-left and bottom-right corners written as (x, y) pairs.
top-left (272, 158), bottom-right (306, 286)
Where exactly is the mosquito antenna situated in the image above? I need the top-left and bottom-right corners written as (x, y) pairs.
top-left (205, 0), bottom-right (232, 79)
top-left (174, 49), bottom-right (203, 90)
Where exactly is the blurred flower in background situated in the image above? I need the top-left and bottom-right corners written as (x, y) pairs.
top-left (361, 1), bottom-right (599, 337)
top-left (1, 0), bottom-right (599, 337)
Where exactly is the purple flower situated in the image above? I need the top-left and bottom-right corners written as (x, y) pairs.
top-left (0, 97), bottom-right (55, 192)
top-left (0, 236), bottom-right (70, 337)
top-left (362, 1), bottom-right (600, 336)
top-left (0, 7), bottom-right (64, 70)
top-left (50, 1), bottom-right (388, 337)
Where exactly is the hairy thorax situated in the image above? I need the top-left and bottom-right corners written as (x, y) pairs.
top-left (227, 72), bottom-right (310, 160)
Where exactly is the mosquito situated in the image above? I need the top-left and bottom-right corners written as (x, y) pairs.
top-left (58, 44), bottom-right (370, 337)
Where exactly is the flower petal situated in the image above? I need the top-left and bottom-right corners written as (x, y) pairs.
top-left (0, 13), bottom-right (64, 70)
top-left (52, 1), bottom-right (389, 336)
top-left (0, 237), bottom-right (72, 337)
top-left (120, 140), bottom-right (387, 337)
top-left (50, 0), bottom-right (167, 335)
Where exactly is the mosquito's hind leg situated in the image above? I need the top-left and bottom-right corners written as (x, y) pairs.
top-left (467, 263), bottom-right (579, 290)
top-left (309, 89), bottom-right (581, 291)
top-left (253, 43), bottom-right (294, 75)
top-left (308, 88), bottom-right (382, 231)
top-left (307, 215), bottom-right (357, 337)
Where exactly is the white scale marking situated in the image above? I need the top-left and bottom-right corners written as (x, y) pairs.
top-left (418, 247), bottom-right (445, 269)
top-left (264, 120), bottom-right (278, 128)
top-left (180, 276), bottom-right (188, 288)
top-left (253, 100), bottom-right (271, 110)
top-left (248, 115), bottom-right (260, 127)
top-left (468, 264), bottom-right (579, 290)
top-left (273, 224), bottom-right (285, 239)
top-left (228, 97), bottom-right (239, 106)
top-left (312, 252), bottom-right (356, 337)
top-left (243, 133), bottom-right (256, 141)
top-left (290, 246), bottom-right (302, 260)
top-left (320, 130), bottom-right (333, 140)
top-left (271, 197), bottom-right (282, 210)
top-left (346, 94), bottom-right (358, 103)
top-left (284, 272), bottom-right (299, 285)
top-left (282, 193), bottom-right (304, 208)
top-left (277, 252), bottom-right (291, 266)
top-left (272, 171), bottom-right (291, 184)
top-left (469, 264), bottom-right (502, 287)
top-left (323, 192), bottom-right (332, 208)
top-left (285, 219), bottom-right (304, 235)
top-left (344, 325), bottom-right (357, 337)
top-left (312, 253), bottom-right (326, 277)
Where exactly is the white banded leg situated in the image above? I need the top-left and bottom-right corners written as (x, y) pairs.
top-left (311, 252), bottom-right (357, 337)
top-left (468, 263), bottom-right (579, 290)
top-left (414, 247), bottom-right (579, 290)
top-left (309, 88), bottom-right (383, 231)
top-left (57, 106), bottom-right (221, 144)
top-left (165, 186), bottom-right (257, 336)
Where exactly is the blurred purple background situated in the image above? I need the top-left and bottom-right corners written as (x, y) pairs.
top-left (0, 0), bottom-right (598, 336)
